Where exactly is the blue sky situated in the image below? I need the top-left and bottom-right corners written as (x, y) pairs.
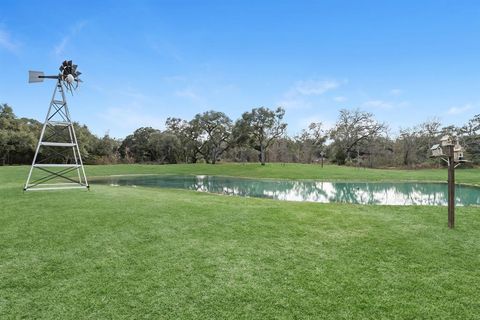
top-left (1, 0), bottom-right (479, 138)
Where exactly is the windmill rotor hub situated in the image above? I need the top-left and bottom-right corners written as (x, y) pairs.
top-left (65, 74), bottom-right (75, 84)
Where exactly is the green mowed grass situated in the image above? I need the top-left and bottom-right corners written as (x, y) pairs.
top-left (1, 164), bottom-right (480, 319)
top-left (4, 162), bottom-right (480, 185)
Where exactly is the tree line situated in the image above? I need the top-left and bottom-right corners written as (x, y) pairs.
top-left (1, 103), bottom-right (479, 167)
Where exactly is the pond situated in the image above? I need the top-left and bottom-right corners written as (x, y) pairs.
top-left (92, 175), bottom-right (480, 206)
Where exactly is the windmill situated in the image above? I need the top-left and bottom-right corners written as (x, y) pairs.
top-left (24, 60), bottom-right (89, 191)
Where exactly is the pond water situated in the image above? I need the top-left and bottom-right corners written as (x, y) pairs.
top-left (92, 175), bottom-right (480, 206)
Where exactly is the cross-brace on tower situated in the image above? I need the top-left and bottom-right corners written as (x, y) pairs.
top-left (24, 61), bottom-right (89, 191)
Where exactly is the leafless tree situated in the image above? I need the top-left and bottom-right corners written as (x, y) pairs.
top-left (329, 109), bottom-right (387, 164)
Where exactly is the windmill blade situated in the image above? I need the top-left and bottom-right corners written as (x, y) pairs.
top-left (65, 82), bottom-right (74, 94)
top-left (56, 60), bottom-right (83, 92)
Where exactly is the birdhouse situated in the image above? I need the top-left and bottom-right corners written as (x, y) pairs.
top-left (430, 144), bottom-right (443, 157)
top-left (440, 135), bottom-right (454, 147)
top-left (454, 143), bottom-right (464, 162)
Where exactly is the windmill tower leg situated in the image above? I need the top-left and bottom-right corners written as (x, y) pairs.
top-left (24, 80), bottom-right (89, 191)
top-left (59, 78), bottom-right (89, 188)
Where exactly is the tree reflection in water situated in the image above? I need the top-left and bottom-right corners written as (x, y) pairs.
top-left (95, 175), bottom-right (480, 206)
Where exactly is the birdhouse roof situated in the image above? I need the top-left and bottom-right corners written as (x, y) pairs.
top-left (454, 144), bottom-right (464, 152)
top-left (430, 144), bottom-right (441, 150)
top-left (440, 135), bottom-right (451, 141)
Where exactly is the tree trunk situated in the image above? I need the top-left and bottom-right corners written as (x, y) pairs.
top-left (260, 144), bottom-right (266, 165)
top-left (211, 148), bottom-right (216, 164)
top-left (403, 149), bottom-right (409, 166)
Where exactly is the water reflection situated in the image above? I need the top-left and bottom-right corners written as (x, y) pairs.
top-left (93, 175), bottom-right (480, 206)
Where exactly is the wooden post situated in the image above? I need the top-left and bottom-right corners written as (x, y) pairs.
top-left (447, 144), bottom-right (455, 229)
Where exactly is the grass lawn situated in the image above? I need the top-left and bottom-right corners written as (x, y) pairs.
top-left (1, 164), bottom-right (480, 319)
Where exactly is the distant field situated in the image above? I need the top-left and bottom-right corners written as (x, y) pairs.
top-left (1, 164), bottom-right (480, 319)
top-left (3, 163), bottom-right (480, 186)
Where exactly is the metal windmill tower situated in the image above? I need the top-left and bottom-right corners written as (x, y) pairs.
top-left (24, 60), bottom-right (89, 191)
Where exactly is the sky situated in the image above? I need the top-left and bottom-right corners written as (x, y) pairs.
top-left (0, 0), bottom-right (479, 138)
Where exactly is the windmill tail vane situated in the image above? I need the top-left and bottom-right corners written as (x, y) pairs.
top-left (24, 60), bottom-right (89, 191)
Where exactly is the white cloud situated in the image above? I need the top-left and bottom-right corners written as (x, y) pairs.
top-left (93, 85), bottom-right (165, 136)
top-left (333, 96), bottom-right (347, 103)
top-left (362, 99), bottom-right (410, 110)
top-left (53, 38), bottom-right (69, 56)
top-left (297, 116), bottom-right (335, 131)
top-left (149, 39), bottom-right (182, 62)
top-left (121, 87), bottom-right (149, 101)
top-left (53, 21), bottom-right (87, 56)
top-left (175, 88), bottom-right (203, 102)
top-left (362, 100), bottom-right (393, 109)
top-left (90, 84), bottom-right (150, 102)
top-left (447, 104), bottom-right (473, 115)
top-left (100, 106), bottom-right (165, 136)
top-left (0, 27), bottom-right (20, 52)
top-left (278, 78), bottom-right (344, 110)
top-left (277, 98), bottom-right (312, 110)
top-left (292, 80), bottom-right (340, 96)
top-left (389, 89), bottom-right (403, 96)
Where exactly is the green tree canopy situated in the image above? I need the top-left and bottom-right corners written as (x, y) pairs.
top-left (235, 107), bottom-right (287, 165)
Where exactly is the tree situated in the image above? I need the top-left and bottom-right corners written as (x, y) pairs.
top-left (189, 111), bottom-right (233, 164)
top-left (120, 127), bottom-right (158, 162)
top-left (93, 133), bottom-right (121, 164)
top-left (393, 119), bottom-right (441, 167)
top-left (420, 119), bottom-right (442, 150)
top-left (235, 107), bottom-right (287, 165)
top-left (397, 127), bottom-right (420, 166)
top-left (148, 132), bottom-right (181, 164)
top-left (0, 104), bottom-right (15, 122)
top-left (0, 104), bottom-right (38, 165)
top-left (268, 137), bottom-right (296, 163)
top-left (165, 117), bottom-right (201, 163)
top-left (1, 103), bottom-right (127, 165)
top-left (294, 122), bottom-right (327, 163)
top-left (461, 114), bottom-right (480, 164)
top-left (329, 109), bottom-right (387, 164)
top-left (0, 104), bottom-right (16, 165)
